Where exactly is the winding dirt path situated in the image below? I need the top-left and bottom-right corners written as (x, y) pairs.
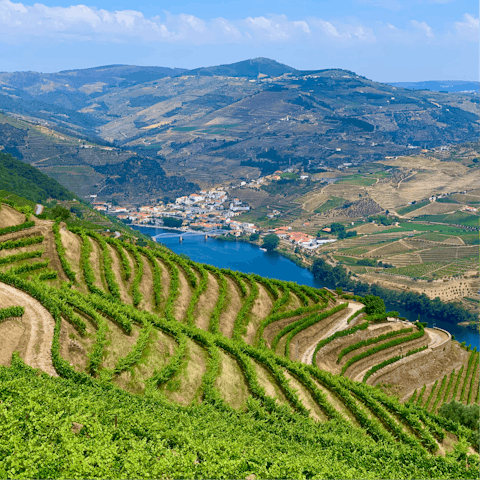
top-left (0, 281), bottom-right (57, 375)
top-left (300, 302), bottom-right (364, 365)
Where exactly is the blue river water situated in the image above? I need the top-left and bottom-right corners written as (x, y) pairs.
top-left (134, 226), bottom-right (479, 348)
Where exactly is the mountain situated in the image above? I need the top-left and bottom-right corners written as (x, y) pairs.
top-left (390, 80), bottom-right (478, 94)
top-left (184, 57), bottom-right (298, 78)
top-left (0, 113), bottom-right (198, 204)
top-left (0, 59), bottom-right (479, 188)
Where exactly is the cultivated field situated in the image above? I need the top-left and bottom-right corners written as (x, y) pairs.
top-left (0, 201), bottom-right (478, 460)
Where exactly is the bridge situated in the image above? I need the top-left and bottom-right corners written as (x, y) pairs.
top-left (153, 229), bottom-right (226, 240)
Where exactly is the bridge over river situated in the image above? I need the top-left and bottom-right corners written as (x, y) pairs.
top-left (153, 229), bottom-right (226, 241)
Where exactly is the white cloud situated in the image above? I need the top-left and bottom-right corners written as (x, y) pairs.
top-left (410, 20), bottom-right (435, 38)
top-left (454, 13), bottom-right (479, 42)
top-left (0, 0), bottom-right (475, 50)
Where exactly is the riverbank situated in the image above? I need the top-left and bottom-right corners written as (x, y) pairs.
top-left (132, 225), bottom-right (479, 347)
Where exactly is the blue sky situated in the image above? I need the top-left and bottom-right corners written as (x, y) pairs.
top-left (0, 0), bottom-right (477, 81)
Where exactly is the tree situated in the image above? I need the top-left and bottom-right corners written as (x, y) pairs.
top-left (363, 295), bottom-right (386, 315)
top-left (330, 223), bottom-right (346, 237)
top-left (70, 205), bottom-right (83, 218)
top-left (249, 233), bottom-right (260, 242)
top-left (51, 205), bottom-right (70, 221)
top-left (262, 234), bottom-right (280, 251)
top-left (163, 217), bottom-right (183, 228)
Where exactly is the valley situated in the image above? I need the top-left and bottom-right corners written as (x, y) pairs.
top-left (1, 58), bottom-right (479, 192)
top-left (0, 58), bottom-right (478, 479)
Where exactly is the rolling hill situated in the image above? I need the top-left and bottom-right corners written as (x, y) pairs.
top-left (0, 193), bottom-right (478, 478)
top-left (1, 58), bottom-right (478, 188)
top-left (0, 150), bottom-right (74, 204)
top-left (0, 113), bottom-right (198, 203)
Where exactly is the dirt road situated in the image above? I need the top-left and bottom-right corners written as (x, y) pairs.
top-left (0, 281), bottom-right (57, 375)
top-left (301, 301), bottom-right (364, 365)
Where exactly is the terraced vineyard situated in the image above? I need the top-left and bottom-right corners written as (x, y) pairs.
top-left (0, 201), bottom-right (479, 477)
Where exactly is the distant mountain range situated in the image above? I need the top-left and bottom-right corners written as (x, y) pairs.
top-left (0, 58), bottom-right (478, 193)
top-left (390, 81), bottom-right (478, 93)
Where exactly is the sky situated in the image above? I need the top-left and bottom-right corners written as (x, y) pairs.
top-left (0, 0), bottom-right (478, 82)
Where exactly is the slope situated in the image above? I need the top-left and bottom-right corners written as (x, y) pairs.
top-left (0, 151), bottom-right (74, 203)
top-left (0, 195), bottom-right (478, 476)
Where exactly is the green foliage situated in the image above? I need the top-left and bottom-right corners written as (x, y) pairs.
top-left (425, 380), bottom-right (439, 410)
top-left (0, 306), bottom-right (25, 321)
top-left (0, 250), bottom-right (43, 266)
top-left (203, 265), bottom-right (228, 335)
top-left (123, 243), bottom-right (144, 307)
top-left (397, 200), bottom-right (430, 215)
top-left (416, 384), bottom-right (427, 406)
top-left (149, 248), bottom-right (180, 322)
top-left (0, 235), bottom-right (44, 251)
top-left (347, 306), bottom-right (366, 323)
top-left (337, 327), bottom-right (414, 363)
top-left (52, 221), bottom-right (76, 282)
top-left (106, 238), bottom-right (131, 281)
top-left (0, 152), bottom-right (74, 203)
top-left (249, 233), bottom-right (260, 241)
top-left (262, 233), bottom-right (280, 251)
top-left (313, 319), bottom-right (368, 365)
top-left (2, 221), bottom-right (480, 477)
top-left (314, 196), bottom-right (346, 214)
top-left (285, 303), bottom-right (348, 358)
top-left (222, 269), bottom-right (247, 297)
top-left (341, 325), bottom-right (425, 375)
top-left (232, 275), bottom-right (259, 340)
top-left (460, 352), bottom-right (478, 403)
top-left (329, 222), bottom-right (346, 236)
top-left (467, 355), bottom-right (479, 404)
top-left (87, 232), bottom-right (120, 300)
top-left (51, 205), bottom-right (71, 221)
top-left (74, 229), bottom-right (105, 298)
top-left (368, 214), bottom-right (398, 226)
top-left (70, 204), bottom-right (83, 218)
top-left (0, 220), bottom-right (35, 237)
top-left (439, 401), bottom-right (480, 432)
top-left (8, 260), bottom-right (49, 276)
top-left (185, 264), bottom-right (209, 326)
top-left (255, 302), bottom-right (325, 347)
top-left (114, 324), bottom-right (153, 375)
top-left (451, 366), bottom-right (465, 402)
top-left (356, 258), bottom-right (377, 267)
top-left (143, 249), bottom-right (163, 308)
top-left (363, 346), bottom-right (428, 383)
top-left (432, 375), bottom-right (449, 413)
top-left (163, 216), bottom-right (183, 228)
top-left (442, 370), bottom-right (456, 405)
top-left (363, 295), bottom-right (386, 315)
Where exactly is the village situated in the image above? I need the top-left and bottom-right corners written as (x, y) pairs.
top-left (89, 170), bottom-right (339, 249)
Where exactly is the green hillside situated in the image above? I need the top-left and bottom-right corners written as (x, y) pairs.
top-left (0, 194), bottom-right (478, 479)
top-left (0, 151), bottom-right (74, 203)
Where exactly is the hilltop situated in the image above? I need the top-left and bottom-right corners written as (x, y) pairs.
top-left (0, 58), bottom-right (478, 190)
top-left (0, 190), bottom-right (478, 477)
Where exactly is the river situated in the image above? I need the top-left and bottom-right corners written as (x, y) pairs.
top-left (133, 226), bottom-right (479, 348)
